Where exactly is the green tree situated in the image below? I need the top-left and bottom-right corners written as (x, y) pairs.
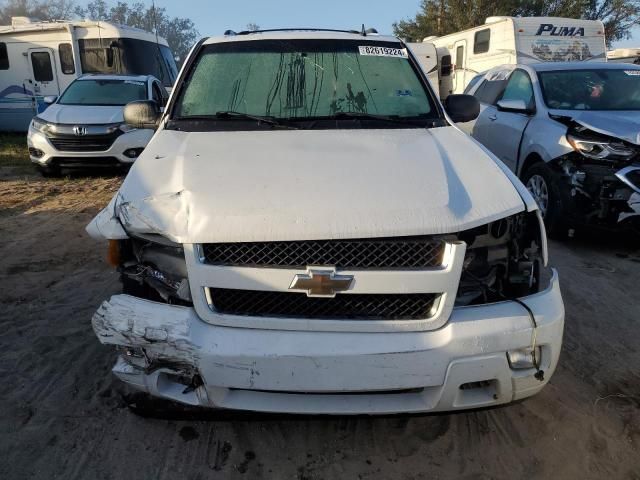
top-left (0, 0), bottom-right (76, 23)
top-left (393, 0), bottom-right (640, 45)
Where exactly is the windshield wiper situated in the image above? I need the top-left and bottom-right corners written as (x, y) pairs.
top-left (214, 111), bottom-right (298, 129)
top-left (301, 112), bottom-right (438, 128)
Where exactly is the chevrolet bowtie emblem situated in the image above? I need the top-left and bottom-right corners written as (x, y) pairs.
top-left (289, 269), bottom-right (354, 297)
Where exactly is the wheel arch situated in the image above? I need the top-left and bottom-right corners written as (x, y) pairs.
top-left (519, 152), bottom-right (544, 178)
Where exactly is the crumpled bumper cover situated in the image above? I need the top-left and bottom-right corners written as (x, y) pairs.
top-left (92, 272), bottom-right (564, 415)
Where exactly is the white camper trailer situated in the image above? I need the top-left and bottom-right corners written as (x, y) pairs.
top-left (607, 48), bottom-right (640, 64)
top-left (0, 17), bottom-right (178, 131)
top-left (407, 41), bottom-right (452, 100)
top-left (432, 16), bottom-right (607, 95)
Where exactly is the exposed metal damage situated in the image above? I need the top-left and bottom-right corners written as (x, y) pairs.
top-left (550, 115), bottom-right (640, 231)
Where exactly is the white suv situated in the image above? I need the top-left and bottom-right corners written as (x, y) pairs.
top-left (88, 30), bottom-right (564, 415)
top-left (27, 74), bottom-right (168, 176)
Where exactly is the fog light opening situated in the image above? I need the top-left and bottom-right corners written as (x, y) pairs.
top-left (507, 346), bottom-right (542, 370)
top-left (123, 147), bottom-right (144, 159)
top-left (117, 345), bottom-right (148, 368)
top-left (29, 147), bottom-right (44, 158)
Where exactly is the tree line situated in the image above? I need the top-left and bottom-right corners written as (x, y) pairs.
top-left (393, 0), bottom-right (640, 45)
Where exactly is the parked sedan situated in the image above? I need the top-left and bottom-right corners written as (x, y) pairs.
top-left (463, 62), bottom-right (640, 236)
top-left (27, 74), bottom-right (168, 176)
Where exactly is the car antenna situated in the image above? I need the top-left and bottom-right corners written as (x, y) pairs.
top-left (361, 23), bottom-right (366, 36)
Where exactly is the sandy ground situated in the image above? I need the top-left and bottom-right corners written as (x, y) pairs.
top-left (1, 168), bottom-right (639, 480)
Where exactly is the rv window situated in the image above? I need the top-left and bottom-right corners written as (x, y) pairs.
top-left (441, 55), bottom-right (452, 76)
top-left (455, 46), bottom-right (464, 69)
top-left (0, 43), bottom-right (8, 70)
top-left (474, 29), bottom-right (490, 54)
top-left (31, 52), bottom-right (54, 82)
top-left (78, 38), bottom-right (177, 87)
top-left (58, 43), bottom-right (75, 74)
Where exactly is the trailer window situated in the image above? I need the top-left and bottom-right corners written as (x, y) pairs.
top-left (31, 52), bottom-right (54, 82)
top-left (58, 43), bottom-right (75, 74)
top-left (474, 29), bottom-right (491, 54)
top-left (455, 46), bottom-right (464, 69)
top-left (0, 43), bottom-right (8, 70)
top-left (441, 55), bottom-right (452, 76)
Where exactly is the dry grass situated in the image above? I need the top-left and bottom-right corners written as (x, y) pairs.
top-left (0, 133), bottom-right (30, 172)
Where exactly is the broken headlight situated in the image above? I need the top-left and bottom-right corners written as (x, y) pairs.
top-left (567, 132), bottom-right (635, 161)
top-left (455, 211), bottom-right (545, 306)
top-left (117, 234), bottom-right (192, 306)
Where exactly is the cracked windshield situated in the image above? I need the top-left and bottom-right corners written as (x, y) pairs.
top-left (175, 39), bottom-right (435, 120)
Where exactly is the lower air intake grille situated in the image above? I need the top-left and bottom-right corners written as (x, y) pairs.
top-left (201, 237), bottom-right (446, 269)
top-left (209, 288), bottom-right (440, 320)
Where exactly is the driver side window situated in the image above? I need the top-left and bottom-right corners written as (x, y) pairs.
top-left (501, 70), bottom-right (535, 110)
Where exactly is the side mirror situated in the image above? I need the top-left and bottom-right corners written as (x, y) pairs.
top-left (444, 94), bottom-right (480, 123)
top-left (43, 96), bottom-right (57, 104)
top-left (124, 100), bottom-right (160, 130)
top-left (497, 99), bottom-right (532, 114)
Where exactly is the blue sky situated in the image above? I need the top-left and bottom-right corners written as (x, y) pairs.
top-left (152, 0), bottom-right (422, 37)
top-left (98, 0), bottom-right (639, 47)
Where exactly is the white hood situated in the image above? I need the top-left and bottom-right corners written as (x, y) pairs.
top-left (39, 104), bottom-right (124, 124)
top-left (89, 127), bottom-right (527, 243)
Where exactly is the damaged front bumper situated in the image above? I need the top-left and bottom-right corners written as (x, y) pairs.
top-left (557, 158), bottom-right (640, 230)
top-left (92, 271), bottom-right (564, 415)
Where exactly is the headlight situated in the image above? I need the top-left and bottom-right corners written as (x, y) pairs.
top-left (567, 133), bottom-right (634, 160)
top-left (30, 117), bottom-right (53, 134)
top-left (112, 233), bottom-right (192, 305)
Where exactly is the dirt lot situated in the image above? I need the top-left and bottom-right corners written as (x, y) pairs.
top-left (1, 162), bottom-right (639, 479)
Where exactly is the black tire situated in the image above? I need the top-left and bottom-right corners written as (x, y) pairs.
top-left (522, 162), bottom-right (567, 239)
top-left (36, 164), bottom-right (61, 178)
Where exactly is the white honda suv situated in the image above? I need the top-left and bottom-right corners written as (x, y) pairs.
top-left (27, 74), bottom-right (168, 176)
top-left (88, 29), bottom-right (564, 415)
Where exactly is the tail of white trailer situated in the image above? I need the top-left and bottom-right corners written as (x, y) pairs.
top-left (511, 17), bottom-right (607, 64)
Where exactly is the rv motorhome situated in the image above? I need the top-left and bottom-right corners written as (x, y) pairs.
top-left (607, 48), bottom-right (640, 64)
top-left (0, 17), bottom-right (179, 131)
top-left (431, 16), bottom-right (607, 96)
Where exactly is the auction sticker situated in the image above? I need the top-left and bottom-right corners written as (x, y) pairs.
top-left (358, 46), bottom-right (408, 58)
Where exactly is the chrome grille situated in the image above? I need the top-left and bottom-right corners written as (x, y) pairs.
top-left (209, 288), bottom-right (440, 320)
top-left (49, 131), bottom-right (122, 152)
top-left (201, 237), bottom-right (445, 269)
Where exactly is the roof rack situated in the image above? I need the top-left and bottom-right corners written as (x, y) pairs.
top-left (224, 26), bottom-right (378, 37)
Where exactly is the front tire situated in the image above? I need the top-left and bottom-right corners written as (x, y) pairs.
top-left (522, 162), bottom-right (566, 239)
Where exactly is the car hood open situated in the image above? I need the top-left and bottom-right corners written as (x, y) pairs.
top-left (89, 127), bottom-right (527, 243)
top-left (39, 104), bottom-right (125, 125)
top-left (551, 109), bottom-right (640, 145)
